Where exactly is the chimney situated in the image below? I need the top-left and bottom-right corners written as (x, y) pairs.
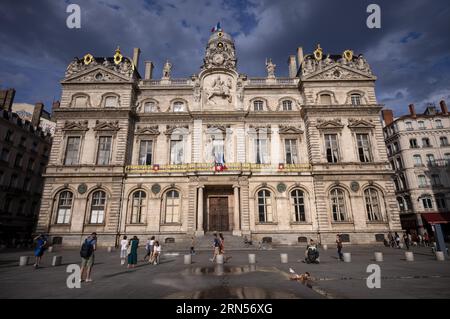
top-left (381, 109), bottom-right (394, 126)
top-left (297, 47), bottom-right (304, 66)
top-left (288, 55), bottom-right (297, 78)
top-left (144, 61), bottom-right (154, 80)
top-left (52, 101), bottom-right (60, 110)
top-left (408, 104), bottom-right (416, 118)
top-left (133, 48), bottom-right (141, 70)
top-left (440, 100), bottom-right (448, 115)
top-left (0, 88), bottom-right (16, 111)
top-left (32, 102), bottom-right (44, 128)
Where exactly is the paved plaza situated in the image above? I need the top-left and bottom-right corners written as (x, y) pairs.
top-left (0, 244), bottom-right (449, 299)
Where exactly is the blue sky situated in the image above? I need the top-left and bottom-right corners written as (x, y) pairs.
top-left (0, 0), bottom-right (449, 115)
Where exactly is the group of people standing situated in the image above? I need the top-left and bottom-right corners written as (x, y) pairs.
top-left (387, 231), bottom-right (431, 250)
top-left (120, 236), bottom-right (162, 268)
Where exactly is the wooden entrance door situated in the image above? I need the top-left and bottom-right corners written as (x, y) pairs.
top-left (209, 197), bottom-right (229, 231)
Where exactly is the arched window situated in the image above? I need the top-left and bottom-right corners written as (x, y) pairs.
top-left (144, 101), bottom-right (158, 113)
top-left (422, 196), bottom-right (433, 210)
top-left (165, 190), bottom-right (180, 223)
top-left (290, 189), bottom-right (306, 222)
top-left (254, 100), bottom-right (264, 111)
top-left (73, 95), bottom-right (88, 107)
top-left (56, 191), bottom-right (73, 224)
top-left (364, 188), bottom-right (382, 221)
top-left (90, 191), bottom-right (106, 224)
top-left (282, 100), bottom-right (292, 111)
top-left (320, 94), bottom-right (332, 105)
top-left (397, 196), bottom-right (406, 212)
top-left (350, 94), bottom-right (362, 106)
top-left (173, 101), bottom-right (185, 112)
top-left (131, 191), bottom-right (146, 224)
top-left (257, 190), bottom-right (273, 222)
top-left (105, 96), bottom-right (118, 108)
top-left (330, 188), bottom-right (347, 222)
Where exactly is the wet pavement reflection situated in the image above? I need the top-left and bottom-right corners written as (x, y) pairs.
top-left (164, 286), bottom-right (300, 299)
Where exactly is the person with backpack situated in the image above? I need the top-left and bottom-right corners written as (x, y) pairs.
top-left (209, 233), bottom-right (221, 262)
top-left (33, 234), bottom-right (47, 269)
top-left (80, 233), bottom-right (97, 282)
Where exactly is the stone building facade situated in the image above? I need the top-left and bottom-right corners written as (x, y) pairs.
top-left (36, 31), bottom-right (401, 247)
top-left (382, 102), bottom-right (450, 238)
top-left (0, 89), bottom-right (53, 245)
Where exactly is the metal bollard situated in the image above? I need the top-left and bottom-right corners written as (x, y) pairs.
top-left (280, 253), bottom-right (288, 264)
top-left (343, 253), bottom-right (351, 263)
top-left (374, 252), bottom-right (383, 262)
top-left (435, 251), bottom-right (445, 261)
top-left (405, 251), bottom-right (414, 261)
top-left (216, 254), bottom-right (224, 264)
top-left (184, 254), bottom-right (192, 265)
top-left (47, 246), bottom-right (54, 253)
top-left (52, 256), bottom-right (62, 266)
top-left (248, 254), bottom-right (256, 264)
top-left (19, 256), bottom-right (30, 267)
top-left (322, 245), bottom-right (328, 251)
top-left (107, 247), bottom-right (113, 253)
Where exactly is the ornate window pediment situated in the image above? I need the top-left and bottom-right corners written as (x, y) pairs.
top-left (93, 120), bottom-right (120, 132)
top-left (206, 124), bottom-right (230, 134)
top-left (303, 64), bottom-right (376, 81)
top-left (63, 120), bottom-right (89, 132)
top-left (316, 119), bottom-right (344, 130)
top-left (279, 125), bottom-right (303, 134)
top-left (135, 125), bottom-right (160, 136)
top-left (348, 119), bottom-right (375, 130)
top-left (165, 125), bottom-right (189, 136)
top-left (249, 125), bottom-right (271, 135)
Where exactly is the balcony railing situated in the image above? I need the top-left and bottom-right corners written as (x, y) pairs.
top-left (125, 163), bottom-right (312, 174)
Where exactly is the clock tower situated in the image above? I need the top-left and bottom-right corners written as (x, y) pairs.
top-left (202, 30), bottom-right (237, 71)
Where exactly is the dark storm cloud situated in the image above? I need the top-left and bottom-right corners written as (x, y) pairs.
top-left (0, 0), bottom-right (449, 115)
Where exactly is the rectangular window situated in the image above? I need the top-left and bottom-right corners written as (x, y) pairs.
top-left (418, 121), bottom-right (425, 130)
top-left (212, 138), bottom-right (225, 164)
top-left (440, 137), bottom-right (448, 146)
top-left (325, 134), bottom-right (339, 163)
top-left (284, 139), bottom-right (299, 164)
top-left (139, 140), bottom-right (153, 165)
top-left (418, 175), bottom-right (427, 188)
top-left (409, 139), bottom-right (418, 148)
top-left (351, 94), bottom-right (361, 106)
top-left (422, 138), bottom-right (431, 147)
top-left (0, 171), bottom-right (4, 185)
top-left (356, 134), bottom-right (371, 162)
top-left (10, 175), bottom-right (18, 188)
top-left (1, 148), bottom-right (10, 162)
top-left (254, 138), bottom-right (269, 164)
top-left (431, 174), bottom-right (441, 186)
top-left (396, 157), bottom-right (403, 169)
top-left (24, 178), bottom-right (31, 191)
top-left (14, 154), bottom-right (23, 168)
top-left (19, 137), bottom-right (26, 147)
top-left (105, 96), bottom-right (117, 108)
top-left (31, 142), bottom-right (38, 153)
top-left (406, 122), bottom-right (413, 131)
top-left (97, 136), bottom-right (112, 165)
top-left (436, 197), bottom-right (446, 210)
top-left (413, 155), bottom-right (422, 166)
top-left (422, 198), bottom-right (433, 209)
top-left (426, 154), bottom-right (435, 166)
top-left (436, 120), bottom-right (443, 129)
top-left (170, 139), bottom-right (184, 164)
top-left (64, 137), bottom-right (81, 165)
top-left (4, 130), bottom-right (13, 142)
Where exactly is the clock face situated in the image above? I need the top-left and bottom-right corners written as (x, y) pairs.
top-left (212, 53), bottom-right (225, 65)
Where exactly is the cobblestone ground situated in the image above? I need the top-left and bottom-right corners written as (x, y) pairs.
top-left (0, 245), bottom-right (449, 299)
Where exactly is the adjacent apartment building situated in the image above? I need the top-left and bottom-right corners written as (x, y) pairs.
top-left (0, 89), bottom-right (54, 245)
top-left (382, 102), bottom-right (450, 240)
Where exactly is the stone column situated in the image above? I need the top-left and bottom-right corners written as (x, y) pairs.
top-left (195, 186), bottom-right (205, 236)
top-left (233, 185), bottom-right (242, 236)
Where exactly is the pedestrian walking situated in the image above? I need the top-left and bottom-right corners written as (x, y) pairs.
top-left (144, 236), bottom-right (155, 261)
top-left (209, 233), bottom-right (221, 262)
top-left (394, 232), bottom-right (401, 248)
top-left (150, 241), bottom-right (161, 265)
top-left (80, 232), bottom-right (97, 282)
top-left (190, 236), bottom-right (195, 255)
top-left (33, 234), bottom-right (47, 269)
top-left (120, 235), bottom-right (128, 265)
top-left (336, 234), bottom-right (344, 261)
top-left (424, 231), bottom-right (430, 247)
top-left (127, 236), bottom-right (139, 269)
top-left (219, 233), bottom-right (232, 263)
top-left (403, 233), bottom-right (410, 250)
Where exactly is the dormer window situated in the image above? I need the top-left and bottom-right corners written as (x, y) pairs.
top-left (254, 100), bottom-right (264, 111)
top-left (173, 102), bottom-right (185, 113)
top-left (105, 96), bottom-right (118, 108)
top-left (282, 100), bottom-right (292, 111)
top-left (320, 94), bottom-right (332, 105)
top-left (351, 94), bottom-right (362, 106)
top-left (74, 95), bottom-right (88, 107)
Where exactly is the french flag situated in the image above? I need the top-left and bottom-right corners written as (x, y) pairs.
top-left (211, 22), bottom-right (221, 33)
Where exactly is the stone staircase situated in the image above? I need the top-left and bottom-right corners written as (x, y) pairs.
top-left (163, 232), bottom-right (254, 251)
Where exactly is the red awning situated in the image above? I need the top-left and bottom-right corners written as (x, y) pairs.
top-left (422, 213), bottom-right (450, 224)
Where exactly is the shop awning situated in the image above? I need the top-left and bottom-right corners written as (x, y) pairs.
top-left (422, 213), bottom-right (450, 224)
